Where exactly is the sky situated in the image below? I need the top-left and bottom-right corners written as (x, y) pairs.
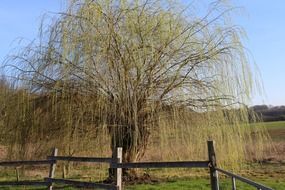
top-left (234, 0), bottom-right (285, 106)
top-left (0, 0), bottom-right (284, 106)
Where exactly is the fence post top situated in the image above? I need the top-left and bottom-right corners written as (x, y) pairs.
top-left (207, 140), bottom-right (216, 149)
top-left (52, 148), bottom-right (58, 155)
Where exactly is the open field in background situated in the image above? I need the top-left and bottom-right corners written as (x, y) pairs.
top-left (255, 121), bottom-right (285, 162)
top-left (257, 121), bottom-right (285, 142)
top-left (0, 121), bottom-right (284, 189)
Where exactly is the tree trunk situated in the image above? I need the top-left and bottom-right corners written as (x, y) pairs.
top-left (107, 123), bottom-right (150, 182)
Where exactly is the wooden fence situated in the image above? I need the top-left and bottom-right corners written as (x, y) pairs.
top-left (0, 141), bottom-right (274, 190)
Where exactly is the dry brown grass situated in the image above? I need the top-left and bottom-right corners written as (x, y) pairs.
top-left (261, 142), bottom-right (285, 163)
top-left (0, 145), bottom-right (7, 160)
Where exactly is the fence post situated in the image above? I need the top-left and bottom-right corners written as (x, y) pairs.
top-left (116, 147), bottom-right (122, 190)
top-left (48, 147), bottom-right (58, 190)
top-left (15, 167), bottom-right (19, 182)
top-left (207, 141), bottom-right (219, 190)
top-left (231, 177), bottom-right (236, 190)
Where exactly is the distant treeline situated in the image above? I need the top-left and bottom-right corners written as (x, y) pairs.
top-left (250, 105), bottom-right (285, 122)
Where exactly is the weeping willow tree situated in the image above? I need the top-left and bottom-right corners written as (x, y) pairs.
top-left (2, 0), bottom-right (268, 179)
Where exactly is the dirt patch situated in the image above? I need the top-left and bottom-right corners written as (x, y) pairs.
top-left (103, 172), bottom-right (160, 185)
top-left (123, 173), bottom-right (160, 185)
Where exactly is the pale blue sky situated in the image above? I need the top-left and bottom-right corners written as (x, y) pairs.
top-left (0, 1), bottom-right (284, 105)
top-left (234, 0), bottom-right (285, 106)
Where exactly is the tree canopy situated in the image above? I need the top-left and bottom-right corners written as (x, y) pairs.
top-left (1, 0), bottom-right (268, 175)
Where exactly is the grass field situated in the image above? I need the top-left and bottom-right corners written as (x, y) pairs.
top-left (0, 178), bottom-right (284, 190)
top-left (258, 121), bottom-right (285, 142)
top-left (126, 178), bottom-right (285, 190)
top-left (0, 121), bottom-right (284, 189)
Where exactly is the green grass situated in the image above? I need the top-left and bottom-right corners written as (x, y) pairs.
top-left (264, 121), bottom-right (285, 141)
top-left (126, 178), bottom-right (285, 190)
top-left (251, 121), bottom-right (285, 141)
top-left (1, 178), bottom-right (284, 190)
top-left (255, 121), bottom-right (285, 129)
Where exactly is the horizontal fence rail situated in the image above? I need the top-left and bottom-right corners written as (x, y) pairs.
top-left (0, 181), bottom-right (49, 186)
top-left (47, 156), bottom-right (113, 163)
top-left (0, 150), bottom-right (57, 189)
top-left (216, 168), bottom-right (273, 190)
top-left (0, 160), bottom-right (53, 167)
top-left (45, 178), bottom-right (117, 190)
top-left (113, 161), bottom-right (210, 169)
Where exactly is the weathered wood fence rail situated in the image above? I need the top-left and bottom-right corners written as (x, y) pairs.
top-left (46, 151), bottom-right (117, 190)
top-left (216, 168), bottom-right (273, 190)
top-left (0, 141), bottom-right (274, 190)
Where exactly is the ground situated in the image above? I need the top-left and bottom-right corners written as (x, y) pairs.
top-left (0, 121), bottom-right (284, 189)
